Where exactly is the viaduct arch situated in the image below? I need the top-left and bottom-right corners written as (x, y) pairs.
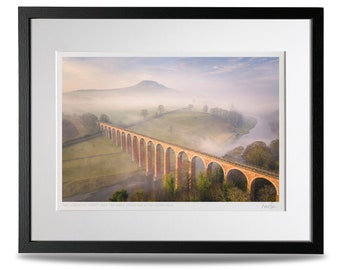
top-left (98, 122), bottom-right (280, 201)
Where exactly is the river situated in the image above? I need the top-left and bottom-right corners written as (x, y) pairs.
top-left (224, 116), bottom-right (279, 152)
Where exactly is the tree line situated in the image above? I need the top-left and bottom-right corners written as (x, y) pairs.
top-left (224, 140), bottom-right (279, 172)
top-left (208, 107), bottom-right (244, 128)
top-left (108, 166), bottom-right (276, 203)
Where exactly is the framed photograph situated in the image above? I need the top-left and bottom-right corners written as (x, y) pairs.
top-left (19, 7), bottom-right (323, 253)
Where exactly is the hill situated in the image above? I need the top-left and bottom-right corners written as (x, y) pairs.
top-left (62, 80), bottom-right (183, 116)
top-left (127, 109), bottom-right (255, 156)
top-left (63, 80), bottom-right (177, 102)
top-left (69, 80), bottom-right (171, 93)
top-left (62, 113), bottom-right (98, 142)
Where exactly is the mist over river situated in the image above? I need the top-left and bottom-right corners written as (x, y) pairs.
top-left (223, 116), bottom-right (279, 154)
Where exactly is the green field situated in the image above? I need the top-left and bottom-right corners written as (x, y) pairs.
top-left (128, 110), bottom-right (237, 149)
top-left (62, 136), bottom-right (145, 198)
top-left (62, 109), bottom-right (256, 200)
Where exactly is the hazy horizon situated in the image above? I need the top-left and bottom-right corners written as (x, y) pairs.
top-left (62, 56), bottom-right (280, 115)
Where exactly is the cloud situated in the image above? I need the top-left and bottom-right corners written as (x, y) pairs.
top-left (62, 58), bottom-right (135, 92)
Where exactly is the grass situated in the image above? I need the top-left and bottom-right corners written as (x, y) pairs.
top-left (128, 110), bottom-right (236, 149)
top-left (62, 110), bottom-right (257, 199)
top-left (62, 136), bottom-right (144, 198)
top-left (63, 114), bottom-right (94, 141)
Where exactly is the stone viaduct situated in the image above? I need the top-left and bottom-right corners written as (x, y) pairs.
top-left (98, 122), bottom-right (280, 201)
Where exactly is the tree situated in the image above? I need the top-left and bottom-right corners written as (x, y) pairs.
top-left (223, 184), bottom-right (250, 202)
top-left (99, 113), bottom-right (110, 123)
top-left (226, 170), bottom-right (247, 192)
top-left (187, 104), bottom-right (194, 111)
top-left (158, 105), bottom-right (165, 114)
top-left (270, 139), bottom-right (279, 159)
top-left (202, 105), bottom-right (208, 113)
top-left (109, 189), bottom-right (128, 202)
top-left (79, 113), bottom-right (98, 132)
top-left (207, 183), bottom-right (250, 202)
top-left (163, 173), bottom-right (175, 200)
top-left (208, 166), bottom-right (224, 186)
top-left (134, 190), bottom-right (144, 202)
top-left (242, 141), bottom-right (272, 169)
top-left (255, 184), bottom-right (276, 202)
top-left (177, 159), bottom-right (190, 190)
top-left (141, 109), bottom-right (148, 119)
top-left (269, 139), bottom-right (280, 171)
top-left (224, 146), bottom-right (244, 161)
top-left (197, 172), bottom-right (212, 201)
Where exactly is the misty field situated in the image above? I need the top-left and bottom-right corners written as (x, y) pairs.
top-left (128, 110), bottom-right (256, 155)
top-left (62, 136), bottom-right (145, 198)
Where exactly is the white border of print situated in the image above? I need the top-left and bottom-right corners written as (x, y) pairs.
top-left (56, 51), bottom-right (285, 212)
top-left (31, 19), bottom-right (310, 241)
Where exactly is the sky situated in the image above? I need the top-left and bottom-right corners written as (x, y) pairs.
top-left (62, 56), bottom-right (280, 113)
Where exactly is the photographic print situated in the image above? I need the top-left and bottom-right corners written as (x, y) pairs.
top-left (59, 54), bottom-right (284, 209)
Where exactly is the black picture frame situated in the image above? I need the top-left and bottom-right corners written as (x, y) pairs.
top-left (19, 7), bottom-right (323, 254)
